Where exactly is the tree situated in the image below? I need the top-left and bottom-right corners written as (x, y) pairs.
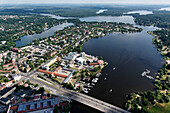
top-left (12, 71), bottom-right (16, 74)
top-left (53, 106), bottom-right (58, 113)
top-left (142, 98), bottom-right (149, 106)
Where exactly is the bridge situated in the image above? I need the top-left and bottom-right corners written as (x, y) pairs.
top-left (23, 75), bottom-right (130, 113)
top-left (53, 90), bottom-right (130, 113)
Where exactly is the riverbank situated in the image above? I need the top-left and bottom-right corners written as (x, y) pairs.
top-left (125, 30), bottom-right (170, 113)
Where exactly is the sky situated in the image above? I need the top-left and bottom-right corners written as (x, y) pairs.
top-left (0, 0), bottom-right (170, 5)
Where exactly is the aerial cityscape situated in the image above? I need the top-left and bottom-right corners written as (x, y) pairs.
top-left (0, 0), bottom-right (169, 113)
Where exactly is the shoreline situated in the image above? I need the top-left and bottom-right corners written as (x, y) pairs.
top-left (125, 29), bottom-right (169, 112)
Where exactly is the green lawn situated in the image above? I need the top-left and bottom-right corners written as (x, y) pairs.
top-left (149, 102), bottom-right (170, 113)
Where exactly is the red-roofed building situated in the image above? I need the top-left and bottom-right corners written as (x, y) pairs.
top-left (89, 63), bottom-right (98, 66)
top-left (0, 85), bottom-right (6, 91)
top-left (38, 69), bottom-right (53, 75)
top-left (38, 69), bottom-right (67, 78)
top-left (97, 60), bottom-right (103, 65)
top-left (5, 80), bottom-right (14, 87)
top-left (18, 81), bottom-right (23, 86)
top-left (3, 65), bottom-right (14, 70)
top-left (0, 70), bottom-right (12, 73)
top-left (60, 102), bottom-right (67, 106)
top-left (22, 99), bottom-right (26, 102)
top-left (10, 105), bottom-right (18, 110)
top-left (24, 83), bottom-right (28, 87)
top-left (55, 66), bottom-right (62, 73)
top-left (53, 73), bottom-right (67, 78)
top-left (12, 48), bottom-right (21, 53)
top-left (3, 63), bottom-right (13, 67)
top-left (26, 67), bottom-right (31, 72)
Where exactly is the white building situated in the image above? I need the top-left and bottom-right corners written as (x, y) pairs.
top-left (13, 74), bottom-right (21, 81)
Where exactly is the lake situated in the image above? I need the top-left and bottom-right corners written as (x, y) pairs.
top-left (40, 14), bottom-right (75, 19)
top-left (124, 10), bottom-right (153, 15)
top-left (80, 16), bottom-right (135, 24)
top-left (15, 15), bottom-right (135, 47)
top-left (82, 25), bottom-right (164, 107)
top-left (159, 7), bottom-right (170, 11)
top-left (15, 23), bottom-right (73, 47)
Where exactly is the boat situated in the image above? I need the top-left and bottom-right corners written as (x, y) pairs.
top-left (113, 67), bottom-right (116, 70)
top-left (141, 69), bottom-right (150, 76)
top-left (141, 72), bottom-right (146, 76)
top-left (145, 69), bottom-right (150, 74)
top-left (92, 78), bottom-right (98, 83)
top-left (91, 83), bottom-right (95, 86)
top-left (104, 77), bottom-right (107, 80)
top-left (84, 90), bottom-right (89, 93)
top-left (110, 89), bottom-right (112, 92)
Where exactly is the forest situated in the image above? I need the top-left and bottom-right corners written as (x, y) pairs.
top-left (134, 13), bottom-right (170, 29)
top-left (153, 29), bottom-right (170, 47)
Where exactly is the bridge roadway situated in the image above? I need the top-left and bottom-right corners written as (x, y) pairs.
top-left (53, 90), bottom-right (130, 113)
top-left (23, 76), bottom-right (130, 113)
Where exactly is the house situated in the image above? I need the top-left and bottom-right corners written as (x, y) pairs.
top-left (18, 81), bottom-right (23, 86)
top-left (49, 50), bottom-right (57, 57)
top-left (12, 48), bottom-right (21, 53)
top-left (26, 67), bottom-right (31, 72)
top-left (5, 80), bottom-right (14, 87)
top-left (0, 85), bottom-right (6, 91)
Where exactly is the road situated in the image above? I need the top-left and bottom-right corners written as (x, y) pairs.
top-left (21, 73), bottom-right (130, 113)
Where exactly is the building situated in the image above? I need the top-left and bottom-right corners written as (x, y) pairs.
top-left (5, 80), bottom-right (14, 87)
top-left (26, 67), bottom-right (31, 72)
top-left (10, 97), bottom-right (60, 113)
top-left (63, 52), bottom-right (77, 61)
top-left (75, 57), bottom-right (86, 64)
top-left (49, 50), bottom-right (57, 57)
top-left (12, 74), bottom-right (21, 81)
top-left (12, 48), bottom-right (21, 53)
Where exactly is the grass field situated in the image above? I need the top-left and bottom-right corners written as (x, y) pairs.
top-left (149, 102), bottom-right (170, 113)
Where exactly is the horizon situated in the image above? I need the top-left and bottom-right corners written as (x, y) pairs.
top-left (1, 3), bottom-right (170, 6)
top-left (1, 0), bottom-right (170, 5)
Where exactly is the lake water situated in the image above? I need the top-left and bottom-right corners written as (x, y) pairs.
top-left (15, 23), bottom-right (73, 47)
top-left (96, 9), bottom-right (108, 14)
top-left (124, 10), bottom-right (153, 15)
top-left (15, 15), bottom-right (135, 47)
top-left (159, 7), bottom-right (170, 11)
top-left (40, 14), bottom-right (75, 19)
top-left (80, 16), bottom-right (135, 24)
top-left (82, 25), bottom-right (164, 107)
